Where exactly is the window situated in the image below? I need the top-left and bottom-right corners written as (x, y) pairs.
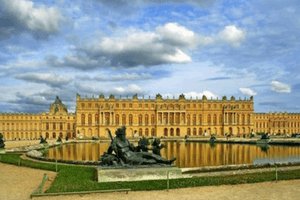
top-left (138, 114), bottom-right (143, 125)
top-left (122, 114), bottom-right (126, 125)
top-left (95, 114), bottom-right (99, 125)
top-left (115, 114), bottom-right (120, 125)
top-left (145, 114), bottom-right (149, 125)
top-left (187, 114), bottom-right (190, 125)
top-left (81, 114), bottom-right (85, 125)
top-left (207, 114), bottom-right (211, 125)
top-left (151, 114), bottom-right (155, 125)
top-left (199, 114), bottom-right (202, 125)
top-left (129, 114), bottom-right (133, 126)
top-left (88, 114), bottom-right (92, 125)
top-left (192, 114), bottom-right (196, 125)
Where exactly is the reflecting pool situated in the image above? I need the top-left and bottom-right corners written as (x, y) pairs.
top-left (45, 142), bottom-right (300, 168)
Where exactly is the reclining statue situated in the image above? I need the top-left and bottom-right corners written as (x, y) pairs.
top-left (100, 126), bottom-right (175, 166)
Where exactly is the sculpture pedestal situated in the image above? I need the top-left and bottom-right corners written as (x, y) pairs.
top-left (97, 167), bottom-right (184, 182)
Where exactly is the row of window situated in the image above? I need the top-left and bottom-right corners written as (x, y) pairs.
top-left (256, 122), bottom-right (300, 128)
top-left (0, 115), bottom-right (75, 120)
top-left (1, 122), bottom-right (75, 131)
top-left (79, 102), bottom-right (252, 110)
top-left (79, 113), bottom-right (252, 126)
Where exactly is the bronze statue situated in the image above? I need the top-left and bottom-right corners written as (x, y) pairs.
top-left (151, 138), bottom-right (165, 156)
top-left (39, 135), bottom-right (48, 144)
top-left (0, 133), bottom-right (5, 149)
top-left (100, 126), bottom-right (175, 166)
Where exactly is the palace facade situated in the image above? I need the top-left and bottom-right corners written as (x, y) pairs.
top-left (0, 96), bottom-right (76, 140)
top-left (0, 94), bottom-right (300, 140)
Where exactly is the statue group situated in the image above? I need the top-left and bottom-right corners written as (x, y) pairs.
top-left (100, 126), bottom-right (176, 167)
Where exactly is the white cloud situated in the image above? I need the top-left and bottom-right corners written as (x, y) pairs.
top-left (161, 91), bottom-right (218, 99)
top-left (239, 88), bottom-right (257, 96)
top-left (113, 84), bottom-right (143, 94)
top-left (1, 0), bottom-right (63, 35)
top-left (15, 73), bottom-right (71, 87)
top-left (219, 25), bottom-right (246, 47)
top-left (50, 23), bottom-right (196, 69)
top-left (157, 22), bottom-right (197, 47)
top-left (271, 81), bottom-right (291, 93)
top-left (184, 91), bottom-right (218, 99)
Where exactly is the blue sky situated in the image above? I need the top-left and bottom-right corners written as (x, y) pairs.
top-left (0, 0), bottom-right (299, 113)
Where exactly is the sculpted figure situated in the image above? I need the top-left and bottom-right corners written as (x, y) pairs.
top-left (0, 133), bottom-right (5, 149)
top-left (100, 126), bottom-right (175, 166)
top-left (136, 137), bottom-right (150, 152)
top-left (151, 138), bottom-right (165, 156)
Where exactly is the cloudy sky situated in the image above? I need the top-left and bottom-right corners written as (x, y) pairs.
top-left (0, 0), bottom-right (299, 113)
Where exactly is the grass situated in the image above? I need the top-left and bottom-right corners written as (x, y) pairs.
top-left (1, 153), bottom-right (300, 193)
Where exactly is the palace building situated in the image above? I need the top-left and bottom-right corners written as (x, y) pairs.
top-left (0, 96), bottom-right (76, 140)
top-left (0, 94), bottom-right (300, 140)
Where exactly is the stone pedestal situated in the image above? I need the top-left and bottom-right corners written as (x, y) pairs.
top-left (97, 167), bottom-right (184, 182)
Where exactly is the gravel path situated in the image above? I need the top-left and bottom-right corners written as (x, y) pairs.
top-left (36, 179), bottom-right (300, 200)
top-left (0, 163), bottom-right (56, 200)
top-left (1, 162), bottom-right (299, 200)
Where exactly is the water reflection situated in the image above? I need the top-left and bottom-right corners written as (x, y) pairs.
top-left (45, 142), bottom-right (300, 168)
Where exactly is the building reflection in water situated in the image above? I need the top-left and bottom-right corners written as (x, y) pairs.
top-left (46, 142), bottom-right (300, 168)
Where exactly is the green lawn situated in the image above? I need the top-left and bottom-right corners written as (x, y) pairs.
top-left (1, 153), bottom-right (300, 193)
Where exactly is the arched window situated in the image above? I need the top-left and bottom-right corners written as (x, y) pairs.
top-left (187, 114), bottom-right (191, 126)
top-left (81, 114), bottom-right (85, 125)
top-left (176, 128), bottom-right (180, 136)
top-left (145, 128), bottom-right (149, 136)
top-left (115, 114), bottom-right (120, 125)
top-left (192, 114), bottom-right (196, 125)
top-left (122, 114), bottom-right (126, 125)
top-left (151, 114), bottom-right (155, 125)
top-left (129, 114), bottom-right (133, 126)
top-left (187, 128), bottom-right (191, 135)
top-left (151, 128), bottom-right (155, 136)
top-left (170, 113), bottom-right (174, 125)
top-left (104, 113), bottom-right (110, 125)
top-left (207, 114), bottom-right (211, 125)
top-left (175, 113), bottom-right (180, 124)
top-left (193, 128), bottom-right (197, 135)
top-left (164, 128), bottom-right (168, 136)
top-left (138, 114), bottom-right (143, 125)
top-left (213, 114), bottom-right (217, 125)
top-left (88, 114), bottom-right (92, 126)
top-left (199, 114), bottom-right (202, 125)
top-left (170, 128), bottom-right (174, 136)
top-left (95, 114), bottom-right (99, 125)
top-left (145, 114), bottom-right (149, 125)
